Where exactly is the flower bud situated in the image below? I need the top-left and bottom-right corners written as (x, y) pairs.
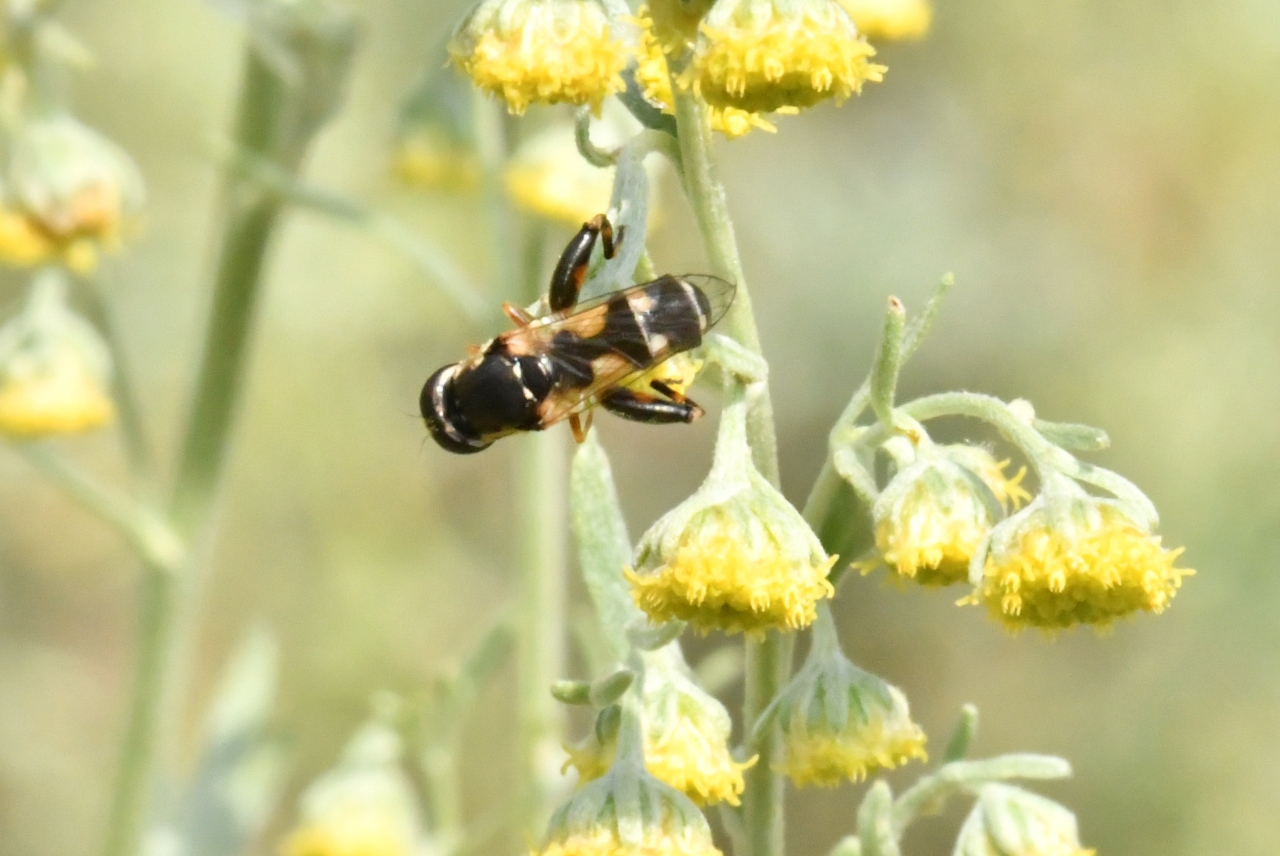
top-left (685, 0), bottom-right (885, 114)
top-left (766, 606), bottom-right (926, 787)
top-left (627, 399), bottom-right (836, 635)
top-left (281, 714), bottom-right (431, 856)
top-left (0, 114), bottom-right (144, 273)
top-left (565, 645), bottom-right (754, 806)
top-left (449, 0), bottom-right (634, 116)
top-left (969, 486), bottom-right (1193, 631)
top-left (0, 271), bottom-right (113, 438)
top-left (542, 733), bottom-right (721, 856)
top-left (837, 0), bottom-right (932, 41)
top-left (954, 784), bottom-right (1095, 856)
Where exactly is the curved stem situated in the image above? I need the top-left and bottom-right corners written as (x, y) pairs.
top-left (672, 89), bottom-right (786, 856)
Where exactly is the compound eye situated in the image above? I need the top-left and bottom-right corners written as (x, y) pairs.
top-left (420, 365), bottom-right (491, 454)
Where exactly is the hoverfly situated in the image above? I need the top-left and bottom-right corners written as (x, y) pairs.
top-left (420, 214), bottom-right (736, 453)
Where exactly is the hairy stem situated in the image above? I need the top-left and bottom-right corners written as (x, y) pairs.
top-left (104, 15), bottom-right (354, 854)
top-left (672, 89), bottom-right (787, 856)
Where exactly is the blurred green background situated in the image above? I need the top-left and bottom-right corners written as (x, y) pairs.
top-left (1, 0), bottom-right (1276, 854)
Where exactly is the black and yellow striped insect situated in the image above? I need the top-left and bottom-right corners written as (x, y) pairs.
top-left (420, 214), bottom-right (736, 453)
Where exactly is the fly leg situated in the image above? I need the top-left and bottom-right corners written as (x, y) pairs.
top-left (548, 213), bottom-right (621, 312)
top-left (600, 386), bottom-right (701, 424)
top-left (502, 302), bottom-right (535, 327)
top-left (568, 410), bottom-right (596, 443)
top-left (648, 379), bottom-right (705, 421)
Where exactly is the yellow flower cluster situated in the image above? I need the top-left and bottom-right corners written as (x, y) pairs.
top-left (566, 649), bottom-right (753, 806)
top-left (634, 7), bottom-right (784, 139)
top-left (688, 0), bottom-right (885, 113)
top-left (873, 448), bottom-right (1027, 587)
top-left (0, 273), bottom-right (115, 439)
top-left (282, 808), bottom-right (415, 856)
top-left (628, 528), bottom-right (836, 635)
top-left (0, 115), bottom-right (143, 274)
top-left (566, 718), bottom-right (753, 807)
top-left (393, 131), bottom-right (480, 192)
top-left (974, 505), bottom-right (1192, 631)
top-left (537, 827), bottom-right (721, 856)
top-left (449, 0), bottom-right (630, 115)
top-left (837, 0), bottom-right (932, 41)
top-left (0, 351), bottom-right (113, 437)
top-left (780, 717), bottom-right (927, 787)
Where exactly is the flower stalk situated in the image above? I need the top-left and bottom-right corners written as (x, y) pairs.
top-left (672, 86), bottom-right (788, 856)
top-left (103, 9), bottom-right (357, 856)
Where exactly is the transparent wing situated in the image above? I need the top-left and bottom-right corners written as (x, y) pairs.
top-left (509, 275), bottom-right (735, 427)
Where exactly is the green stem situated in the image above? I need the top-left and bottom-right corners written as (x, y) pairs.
top-left (472, 95), bottom-right (568, 833)
top-left (515, 429), bottom-right (568, 830)
top-left (672, 89), bottom-right (786, 856)
top-left (104, 19), bottom-right (354, 855)
top-left (17, 444), bottom-right (182, 571)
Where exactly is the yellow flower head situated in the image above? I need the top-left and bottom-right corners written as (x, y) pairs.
top-left (395, 65), bottom-right (479, 192)
top-left (873, 446), bottom-right (1007, 587)
top-left (955, 784), bottom-right (1096, 856)
top-left (542, 735), bottom-right (721, 856)
top-left (567, 646), bottom-right (754, 806)
top-left (449, 0), bottom-right (633, 115)
top-left (634, 6), bottom-right (786, 139)
top-left (627, 398), bottom-right (836, 635)
top-left (504, 106), bottom-right (666, 224)
top-left (0, 271), bottom-right (113, 438)
top-left (766, 606), bottom-right (926, 787)
top-left (836, 0), bottom-right (931, 41)
top-left (943, 444), bottom-right (1030, 511)
top-left (686, 0), bottom-right (885, 114)
top-left (394, 132), bottom-right (480, 192)
top-left (0, 114), bottom-right (144, 274)
top-left (971, 490), bottom-right (1192, 631)
top-left (281, 715), bottom-right (427, 856)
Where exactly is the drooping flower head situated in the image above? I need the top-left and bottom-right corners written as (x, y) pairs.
top-left (0, 114), bottom-right (144, 274)
top-left (542, 701), bottom-right (721, 856)
top-left (566, 644), bottom-right (754, 806)
top-left (836, 0), bottom-right (931, 41)
top-left (968, 477), bottom-right (1192, 631)
top-left (954, 784), bottom-right (1096, 856)
top-left (394, 67), bottom-right (479, 192)
top-left (449, 0), bottom-right (634, 116)
top-left (764, 603), bottom-right (926, 787)
top-left (504, 105), bottom-right (662, 224)
top-left (685, 0), bottom-right (885, 114)
top-left (0, 270), bottom-right (113, 438)
top-left (627, 396), bottom-right (836, 635)
top-left (281, 712), bottom-right (430, 856)
top-left (873, 440), bottom-right (1024, 587)
top-left (634, 6), bottom-right (787, 139)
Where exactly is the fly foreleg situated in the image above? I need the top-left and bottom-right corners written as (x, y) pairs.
top-left (548, 213), bottom-right (621, 312)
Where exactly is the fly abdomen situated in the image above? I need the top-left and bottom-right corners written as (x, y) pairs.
top-left (619, 275), bottom-right (709, 361)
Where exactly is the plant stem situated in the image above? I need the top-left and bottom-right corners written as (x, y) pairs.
top-left (471, 93), bottom-right (568, 834)
top-left (672, 89), bottom-right (787, 856)
top-left (515, 429), bottom-right (568, 828)
top-left (104, 15), bottom-right (355, 854)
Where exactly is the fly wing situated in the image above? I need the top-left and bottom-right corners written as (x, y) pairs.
top-left (510, 275), bottom-right (735, 428)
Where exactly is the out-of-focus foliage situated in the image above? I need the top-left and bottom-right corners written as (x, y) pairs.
top-left (0, 0), bottom-right (1274, 854)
